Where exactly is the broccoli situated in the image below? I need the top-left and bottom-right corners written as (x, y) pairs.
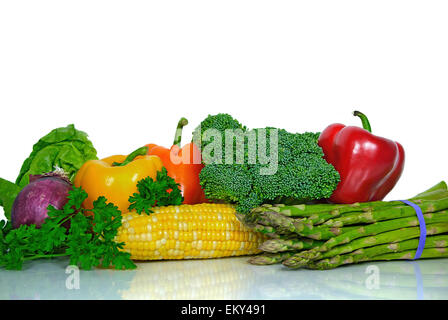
top-left (192, 113), bottom-right (247, 164)
top-left (194, 114), bottom-right (341, 214)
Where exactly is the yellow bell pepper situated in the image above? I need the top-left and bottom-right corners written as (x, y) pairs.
top-left (74, 147), bottom-right (163, 213)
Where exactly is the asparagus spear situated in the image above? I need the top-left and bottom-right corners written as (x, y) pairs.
top-left (307, 234), bottom-right (448, 270)
top-left (294, 190), bottom-right (448, 227)
top-left (246, 182), bottom-right (448, 270)
top-left (250, 203), bottom-right (349, 217)
top-left (250, 181), bottom-right (447, 220)
top-left (254, 210), bottom-right (364, 240)
top-left (252, 224), bottom-right (288, 238)
top-left (244, 183), bottom-right (448, 241)
top-left (248, 252), bottom-right (296, 265)
top-left (323, 197), bottom-right (448, 227)
top-left (371, 247), bottom-right (448, 261)
top-left (295, 194), bottom-right (445, 225)
top-left (243, 211), bottom-right (303, 236)
top-left (251, 191), bottom-right (448, 236)
top-left (315, 222), bottom-right (448, 260)
top-left (259, 238), bottom-right (324, 253)
top-left (411, 181), bottom-right (447, 198)
top-left (282, 211), bottom-right (448, 268)
top-left (321, 211), bottom-right (448, 251)
top-left (252, 202), bottom-right (384, 221)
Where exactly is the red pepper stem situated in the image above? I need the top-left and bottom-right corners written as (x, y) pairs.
top-left (353, 111), bottom-right (372, 133)
top-left (173, 117), bottom-right (189, 147)
top-left (112, 146), bottom-right (149, 167)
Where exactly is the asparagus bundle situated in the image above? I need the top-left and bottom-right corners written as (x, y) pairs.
top-left (242, 181), bottom-right (448, 270)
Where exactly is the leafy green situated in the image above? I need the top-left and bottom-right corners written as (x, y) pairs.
top-left (0, 178), bottom-right (21, 221)
top-left (0, 186), bottom-right (136, 271)
top-left (15, 124), bottom-right (98, 188)
top-left (128, 167), bottom-right (184, 215)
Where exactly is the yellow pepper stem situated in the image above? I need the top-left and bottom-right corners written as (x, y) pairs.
top-left (112, 146), bottom-right (149, 167)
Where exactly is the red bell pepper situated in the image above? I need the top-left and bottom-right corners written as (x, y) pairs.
top-left (318, 111), bottom-right (405, 204)
top-left (145, 118), bottom-right (207, 204)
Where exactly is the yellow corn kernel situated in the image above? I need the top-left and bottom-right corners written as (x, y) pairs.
top-left (115, 203), bottom-right (266, 260)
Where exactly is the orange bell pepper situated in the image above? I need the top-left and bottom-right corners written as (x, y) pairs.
top-left (145, 118), bottom-right (207, 204)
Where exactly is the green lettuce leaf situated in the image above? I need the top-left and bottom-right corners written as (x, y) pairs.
top-left (15, 124), bottom-right (98, 188)
top-left (0, 178), bottom-right (21, 221)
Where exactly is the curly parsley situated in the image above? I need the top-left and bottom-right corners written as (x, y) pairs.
top-left (128, 167), bottom-right (184, 215)
top-left (0, 187), bottom-right (136, 271)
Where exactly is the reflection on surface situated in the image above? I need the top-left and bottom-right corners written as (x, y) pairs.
top-left (1, 256), bottom-right (448, 300)
top-left (0, 257), bottom-right (136, 300)
top-left (120, 257), bottom-right (259, 299)
top-left (262, 260), bottom-right (448, 300)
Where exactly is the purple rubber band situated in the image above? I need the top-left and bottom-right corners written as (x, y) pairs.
top-left (400, 200), bottom-right (426, 260)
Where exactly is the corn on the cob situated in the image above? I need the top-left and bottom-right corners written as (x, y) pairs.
top-left (115, 203), bottom-right (266, 260)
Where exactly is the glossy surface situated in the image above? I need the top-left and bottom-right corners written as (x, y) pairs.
top-left (1, 256), bottom-right (447, 300)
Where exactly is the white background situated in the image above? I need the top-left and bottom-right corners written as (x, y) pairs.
top-left (1, 0), bottom-right (447, 221)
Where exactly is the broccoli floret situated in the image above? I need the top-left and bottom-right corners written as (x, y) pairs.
top-left (192, 113), bottom-right (246, 164)
top-left (198, 164), bottom-right (253, 203)
top-left (197, 114), bottom-right (341, 214)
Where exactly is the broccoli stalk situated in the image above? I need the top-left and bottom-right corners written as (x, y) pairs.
top-left (193, 114), bottom-right (341, 214)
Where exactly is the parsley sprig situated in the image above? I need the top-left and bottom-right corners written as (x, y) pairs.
top-left (0, 187), bottom-right (136, 270)
top-left (128, 167), bottom-right (184, 215)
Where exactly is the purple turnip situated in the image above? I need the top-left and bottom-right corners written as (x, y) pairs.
top-left (11, 170), bottom-right (73, 228)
